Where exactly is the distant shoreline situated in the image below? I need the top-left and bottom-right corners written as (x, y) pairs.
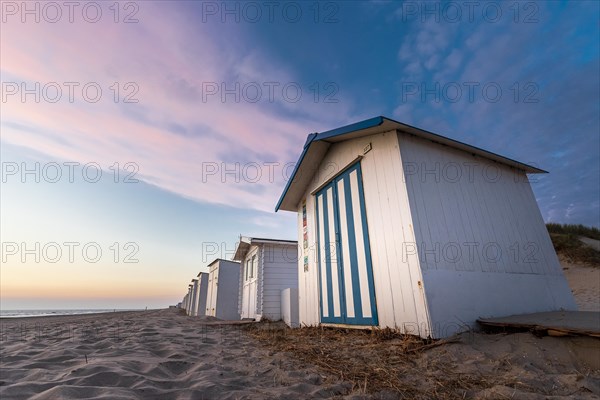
top-left (0, 309), bottom-right (160, 321)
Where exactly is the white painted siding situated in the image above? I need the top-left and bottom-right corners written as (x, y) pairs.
top-left (239, 246), bottom-right (260, 319)
top-left (239, 242), bottom-right (298, 321)
top-left (281, 288), bottom-right (300, 328)
top-left (399, 133), bottom-right (577, 337)
top-left (206, 260), bottom-right (241, 320)
top-left (297, 131), bottom-right (430, 335)
top-left (261, 243), bottom-right (298, 320)
top-left (205, 264), bottom-right (217, 316)
top-left (196, 273), bottom-right (208, 317)
top-left (257, 246), bottom-right (264, 319)
top-left (298, 194), bottom-right (320, 326)
top-left (205, 274), bottom-right (214, 315)
top-left (237, 261), bottom-right (244, 315)
top-left (183, 293), bottom-right (189, 313)
top-left (186, 287), bottom-right (193, 315)
top-left (190, 280), bottom-right (199, 316)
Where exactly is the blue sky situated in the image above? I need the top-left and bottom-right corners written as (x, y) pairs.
top-left (1, 1), bottom-right (598, 309)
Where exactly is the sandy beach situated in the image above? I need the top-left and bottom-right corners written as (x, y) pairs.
top-left (1, 252), bottom-right (598, 399)
top-left (561, 257), bottom-right (600, 312)
top-left (1, 302), bottom-right (599, 399)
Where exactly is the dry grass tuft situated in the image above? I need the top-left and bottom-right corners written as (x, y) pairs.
top-left (244, 322), bottom-right (494, 399)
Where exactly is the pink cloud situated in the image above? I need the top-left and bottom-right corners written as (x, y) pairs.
top-left (1, 2), bottom-right (353, 212)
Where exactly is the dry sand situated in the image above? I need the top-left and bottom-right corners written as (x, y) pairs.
top-left (1, 309), bottom-right (336, 399)
top-left (1, 307), bottom-right (599, 399)
top-left (561, 257), bottom-right (600, 312)
top-left (1, 251), bottom-right (597, 399)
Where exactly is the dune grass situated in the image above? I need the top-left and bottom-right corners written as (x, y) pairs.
top-left (547, 223), bottom-right (600, 266)
top-left (546, 223), bottom-right (600, 240)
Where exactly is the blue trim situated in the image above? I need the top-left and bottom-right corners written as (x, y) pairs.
top-left (355, 162), bottom-right (379, 325)
top-left (315, 161), bottom-right (378, 326)
top-left (338, 162), bottom-right (378, 326)
top-left (304, 132), bottom-right (318, 147)
top-left (314, 116), bottom-right (384, 141)
top-left (274, 132), bottom-right (318, 212)
top-left (331, 177), bottom-right (347, 322)
top-left (275, 116), bottom-right (386, 212)
top-left (378, 117), bottom-right (547, 174)
top-left (315, 193), bottom-right (325, 324)
top-left (321, 187), bottom-right (336, 322)
top-left (318, 183), bottom-right (343, 324)
top-left (342, 172), bottom-right (364, 320)
top-left (275, 115), bottom-right (547, 212)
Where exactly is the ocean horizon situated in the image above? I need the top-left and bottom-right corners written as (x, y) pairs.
top-left (0, 309), bottom-right (145, 318)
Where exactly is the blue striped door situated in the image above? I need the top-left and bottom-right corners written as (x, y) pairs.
top-left (315, 162), bottom-right (378, 326)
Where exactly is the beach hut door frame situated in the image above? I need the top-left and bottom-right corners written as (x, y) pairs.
top-left (241, 253), bottom-right (258, 319)
top-left (315, 161), bottom-right (378, 326)
top-left (206, 273), bottom-right (215, 316)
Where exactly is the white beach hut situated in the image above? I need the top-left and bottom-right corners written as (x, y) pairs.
top-left (275, 116), bottom-right (576, 338)
top-left (194, 272), bottom-right (209, 317)
top-left (185, 284), bottom-right (193, 315)
top-left (205, 259), bottom-right (241, 320)
top-left (190, 279), bottom-right (199, 317)
top-left (233, 237), bottom-right (298, 321)
top-left (181, 294), bottom-right (188, 312)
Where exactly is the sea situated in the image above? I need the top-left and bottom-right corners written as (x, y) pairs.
top-left (0, 309), bottom-right (142, 318)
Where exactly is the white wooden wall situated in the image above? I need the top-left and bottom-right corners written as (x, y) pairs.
top-left (398, 133), bottom-right (577, 337)
top-left (237, 258), bottom-right (244, 315)
top-left (297, 131), bottom-right (431, 335)
top-left (256, 246), bottom-right (264, 318)
top-left (190, 280), bottom-right (199, 316)
top-left (261, 243), bottom-right (298, 320)
top-left (186, 287), bottom-right (193, 315)
top-left (207, 260), bottom-right (241, 320)
top-left (281, 288), bottom-right (300, 328)
top-left (205, 264), bottom-right (218, 316)
top-left (238, 245), bottom-right (260, 318)
top-left (196, 273), bottom-right (208, 317)
top-left (238, 243), bottom-right (298, 320)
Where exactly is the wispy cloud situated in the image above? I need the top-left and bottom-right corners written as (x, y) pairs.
top-left (1, 3), bottom-right (353, 213)
top-left (390, 2), bottom-right (599, 226)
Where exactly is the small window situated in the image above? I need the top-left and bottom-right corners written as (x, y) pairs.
top-left (250, 255), bottom-right (256, 278)
top-left (245, 260), bottom-right (250, 281)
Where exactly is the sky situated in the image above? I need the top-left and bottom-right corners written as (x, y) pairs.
top-left (1, 1), bottom-right (598, 310)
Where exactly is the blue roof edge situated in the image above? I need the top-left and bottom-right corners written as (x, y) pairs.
top-left (315, 116), bottom-right (384, 141)
top-left (385, 116), bottom-right (548, 174)
top-left (274, 116), bottom-right (385, 212)
top-left (274, 133), bottom-right (315, 212)
top-left (275, 115), bottom-right (547, 212)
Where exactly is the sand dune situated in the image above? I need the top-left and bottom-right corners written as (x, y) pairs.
top-left (1, 308), bottom-right (599, 399)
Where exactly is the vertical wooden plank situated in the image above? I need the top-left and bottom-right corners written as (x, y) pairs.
top-left (336, 178), bottom-right (355, 318)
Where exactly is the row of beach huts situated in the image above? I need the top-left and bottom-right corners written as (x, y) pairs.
top-left (178, 116), bottom-right (576, 338)
top-left (179, 237), bottom-right (300, 327)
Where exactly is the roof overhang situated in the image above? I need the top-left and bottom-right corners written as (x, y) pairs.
top-left (207, 258), bottom-right (222, 268)
top-left (233, 236), bottom-right (298, 261)
top-left (233, 237), bottom-right (252, 261)
top-left (275, 116), bottom-right (547, 212)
